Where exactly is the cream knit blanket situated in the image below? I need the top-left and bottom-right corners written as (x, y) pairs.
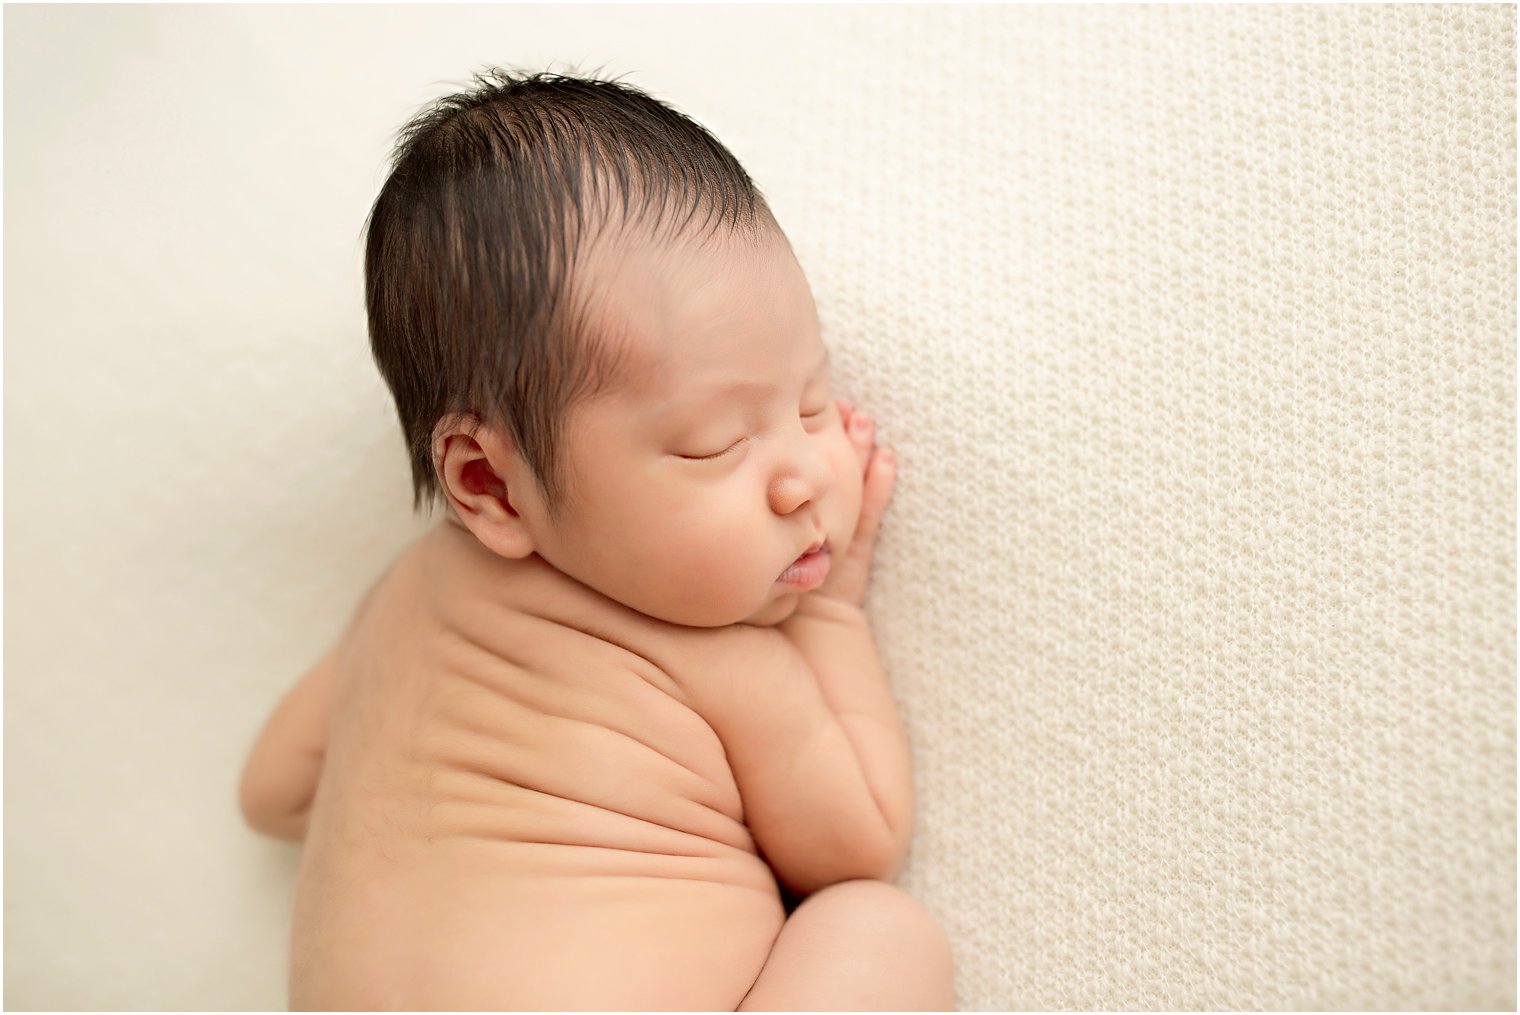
top-left (3, 5), bottom-right (1513, 1009)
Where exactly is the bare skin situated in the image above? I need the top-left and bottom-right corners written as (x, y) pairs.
top-left (239, 229), bottom-right (954, 1010)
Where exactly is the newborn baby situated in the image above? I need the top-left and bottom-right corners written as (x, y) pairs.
top-left (239, 70), bottom-right (953, 1011)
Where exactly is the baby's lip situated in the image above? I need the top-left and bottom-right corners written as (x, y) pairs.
top-left (778, 539), bottom-right (832, 588)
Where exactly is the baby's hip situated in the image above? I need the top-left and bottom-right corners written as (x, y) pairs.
top-left (292, 849), bottom-right (784, 1010)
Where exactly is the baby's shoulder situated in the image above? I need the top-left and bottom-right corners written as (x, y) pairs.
top-left (358, 521), bottom-right (793, 692)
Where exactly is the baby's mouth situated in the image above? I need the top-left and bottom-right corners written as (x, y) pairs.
top-left (777, 540), bottom-right (831, 589)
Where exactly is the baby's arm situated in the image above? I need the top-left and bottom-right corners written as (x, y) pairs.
top-left (238, 645), bottom-right (337, 841)
top-left (700, 406), bottom-right (911, 896)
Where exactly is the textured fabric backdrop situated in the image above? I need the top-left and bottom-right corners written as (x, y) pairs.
top-left (4, 5), bottom-right (1514, 1010)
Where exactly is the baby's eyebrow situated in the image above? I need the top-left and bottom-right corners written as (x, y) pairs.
top-left (658, 348), bottom-right (833, 424)
top-left (693, 377), bottom-right (773, 403)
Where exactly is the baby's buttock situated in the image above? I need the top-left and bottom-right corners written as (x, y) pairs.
top-left (291, 639), bottom-right (783, 1009)
top-left (293, 835), bottom-right (784, 1010)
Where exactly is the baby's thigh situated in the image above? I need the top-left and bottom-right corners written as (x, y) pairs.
top-left (740, 880), bottom-right (955, 1011)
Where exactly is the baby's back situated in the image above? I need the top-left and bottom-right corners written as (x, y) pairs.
top-left (291, 522), bottom-right (784, 1009)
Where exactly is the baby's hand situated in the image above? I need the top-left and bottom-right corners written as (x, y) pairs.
top-left (812, 399), bottom-right (897, 609)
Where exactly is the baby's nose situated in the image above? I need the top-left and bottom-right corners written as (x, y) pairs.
top-left (768, 447), bottom-right (833, 515)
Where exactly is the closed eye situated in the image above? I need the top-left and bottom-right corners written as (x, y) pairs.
top-left (679, 438), bottom-right (746, 461)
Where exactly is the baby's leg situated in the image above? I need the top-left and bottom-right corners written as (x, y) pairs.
top-left (738, 880), bottom-right (955, 1011)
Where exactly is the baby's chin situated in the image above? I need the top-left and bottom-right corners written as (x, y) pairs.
top-left (534, 551), bottom-right (797, 629)
top-left (738, 593), bottom-right (803, 628)
top-left (633, 588), bottom-right (801, 629)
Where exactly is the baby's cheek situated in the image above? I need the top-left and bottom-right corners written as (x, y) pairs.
top-left (658, 508), bottom-right (769, 621)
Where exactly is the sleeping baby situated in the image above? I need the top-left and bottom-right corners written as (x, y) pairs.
top-left (238, 69), bottom-right (953, 1011)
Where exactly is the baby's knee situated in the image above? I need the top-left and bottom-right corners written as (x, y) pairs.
top-left (811, 879), bottom-right (944, 933)
top-left (805, 880), bottom-right (954, 998)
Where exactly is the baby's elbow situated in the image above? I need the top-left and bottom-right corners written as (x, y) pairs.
top-left (240, 795), bottom-right (308, 842)
top-left (840, 804), bottom-right (912, 886)
top-left (787, 825), bottom-right (905, 897)
top-left (238, 767), bottom-right (308, 842)
top-left (851, 828), bottom-right (906, 884)
top-left (836, 808), bottom-right (911, 883)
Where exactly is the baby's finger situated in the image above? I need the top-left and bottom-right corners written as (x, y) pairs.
top-left (848, 445), bottom-right (897, 560)
top-left (814, 447), bottom-right (896, 606)
top-left (845, 407), bottom-right (876, 471)
top-left (864, 445), bottom-right (897, 517)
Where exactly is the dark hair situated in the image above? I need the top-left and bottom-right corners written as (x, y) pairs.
top-left (363, 68), bottom-right (772, 513)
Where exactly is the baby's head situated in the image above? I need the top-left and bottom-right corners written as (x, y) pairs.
top-left (365, 70), bottom-right (863, 628)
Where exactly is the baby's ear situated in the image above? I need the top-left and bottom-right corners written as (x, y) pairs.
top-left (433, 415), bottom-right (539, 559)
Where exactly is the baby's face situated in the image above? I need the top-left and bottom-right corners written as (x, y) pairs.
top-left (523, 228), bottom-right (863, 627)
